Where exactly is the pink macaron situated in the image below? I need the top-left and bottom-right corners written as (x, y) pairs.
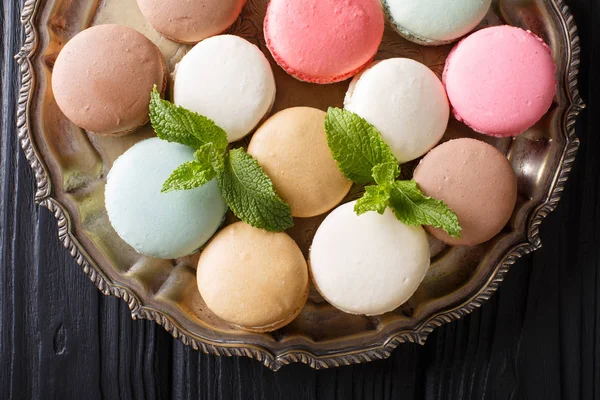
top-left (264, 0), bottom-right (384, 84)
top-left (443, 25), bottom-right (556, 137)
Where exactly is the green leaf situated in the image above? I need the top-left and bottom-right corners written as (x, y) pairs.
top-left (372, 162), bottom-right (399, 187)
top-left (388, 180), bottom-right (461, 238)
top-left (219, 148), bottom-right (293, 232)
top-left (161, 160), bottom-right (216, 193)
top-left (324, 108), bottom-right (397, 185)
top-left (195, 143), bottom-right (225, 175)
top-left (149, 87), bottom-right (228, 151)
top-left (354, 185), bottom-right (390, 216)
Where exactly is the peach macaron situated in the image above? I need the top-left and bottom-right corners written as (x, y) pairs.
top-left (248, 107), bottom-right (352, 218)
top-left (264, 0), bottom-right (384, 84)
top-left (197, 222), bottom-right (309, 333)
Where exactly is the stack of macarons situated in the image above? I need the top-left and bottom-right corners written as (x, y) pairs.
top-left (50, 0), bottom-right (558, 330)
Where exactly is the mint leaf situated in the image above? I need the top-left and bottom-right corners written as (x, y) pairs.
top-left (388, 180), bottom-right (461, 238)
top-left (195, 143), bottom-right (225, 174)
top-left (149, 87), bottom-right (228, 151)
top-left (325, 108), bottom-right (397, 185)
top-left (161, 160), bottom-right (216, 193)
top-left (355, 185), bottom-right (390, 215)
top-left (372, 162), bottom-right (399, 187)
top-left (219, 148), bottom-right (293, 232)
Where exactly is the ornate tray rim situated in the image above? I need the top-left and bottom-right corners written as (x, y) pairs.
top-left (15, 0), bottom-right (585, 370)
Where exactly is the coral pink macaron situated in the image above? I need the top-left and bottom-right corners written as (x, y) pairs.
top-left (443, 25), bottom-right (556, 137)
top-left (264, 0), bottom-right (384, 84)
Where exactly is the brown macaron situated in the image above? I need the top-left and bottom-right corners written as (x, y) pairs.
top-left (136, 0), bottom-right (247, 44)
top-left (247, 107), bottom-right (352, 218)
top-left (413, 138), bottom-right (517, 246)
top-left (52, 24), bottom-right (167, 136)
top-left (197, 222), bottom-right (309, 333)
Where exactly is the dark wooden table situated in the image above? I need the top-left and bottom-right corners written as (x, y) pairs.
top-left (1, 0), bottom-right (598, 399)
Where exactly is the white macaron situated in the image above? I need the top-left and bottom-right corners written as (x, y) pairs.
top-left (309, 201), bottom-right (431, 316)
top-left (382, 0), bottom-right (492, 45)
top-left (174, 35), bottom-right (276, 143)
top-left (105, 138), bottom-right (228, 259)
top-left (344, 58), bottom-right (449, 163)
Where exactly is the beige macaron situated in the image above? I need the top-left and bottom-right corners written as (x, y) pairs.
top-left (248, 107), bottom-right (352, 218)
top-left (413, 138), bottom-right (518, 246)
top-left (52, 24), bottom-right (167, 136)
top-left (136, 0), bottom-right (246, 44)
top-left (197, 222), bottom-right (309, 332)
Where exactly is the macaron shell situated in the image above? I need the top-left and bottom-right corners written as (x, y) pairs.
top-left (248, 107), bottom-right (352, 218)
top-left (52, 24), bottom-right (167, 136)
top-left (136, 0), bottom-right (246, 44)
top-left (197, 222), bottom-right (309, 332)
top-left (264, 0), bottom-right (384, 84)
top-left (345, 58), bottom-right (449, 163)
top-left (105, 138), bottom-right (228, 259)
top-left (174, 35), bottom-right (276, 142)
top-left (382, 0), bottom-right (492, 45)
top-left (310, 202), bottom-right (431, 316)
top-left (443, 26), bottom-right (556, 137)
top-left (413, 138), bottom-right (518, 246)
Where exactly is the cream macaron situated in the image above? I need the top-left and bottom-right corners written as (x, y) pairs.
top-left (382, 0), bottom-right (492, 45)
top-left (310, 202), bottom-right (431, 316)
top-left (345, 58), bottom-right (449, 163)
top-left (197, 222), bottom-right (309, 332)
top-left (105, 138), bottom-right (228, 259)
top-left (52, 24), bottom-right (167, 136)
top-left (136, 0), bottom-right (246, 44)
top-left (248, 107), bottom-right (352, 218)
top-left (174, 35), bottom-right (276, 143)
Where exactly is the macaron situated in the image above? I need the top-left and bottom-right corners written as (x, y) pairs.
top-left (174, 35), bottom-right (276, 143)
top-left (136, 0), bottom-right (246, 44)
top-left (105, 138), bottom-right (227, 259)
top-left (264, 0), bottom-right (384, 84)
top-left (309, 202), bottom-right (431, 316)
top-left (381, 0), bottom-right (492, 45)
top-left (197, 222), bottom-right (309, 332)
top-left (413, 138), bottom-right (517, 246)
top-left (52, 24), bottom-right (167, 136)
top-left (443, 26), bottom-right (557, 137)
top-left (345, 58), bottom-right (449, 163)
top-left (248, 107), bottom-right (352, 218)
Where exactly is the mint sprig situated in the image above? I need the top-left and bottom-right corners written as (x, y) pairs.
top-left (150, 89), bottom-right (228, 151)
top-left (325, 108), bottom-right (397, 185)
top-left (220, 149), bottom-right (293, 232)
top-left (149, 87), bottom-right (293, 232)
top-left (325, 108), bottom-right (461, 238)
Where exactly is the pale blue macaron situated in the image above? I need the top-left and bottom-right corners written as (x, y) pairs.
top-left (381, 0), bottom-right (492, 45)
top-left (105, 137), bottom-right (227, 259)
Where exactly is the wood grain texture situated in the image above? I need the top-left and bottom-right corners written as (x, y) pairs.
top-left (0, 0), bottom-right (597, 399)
